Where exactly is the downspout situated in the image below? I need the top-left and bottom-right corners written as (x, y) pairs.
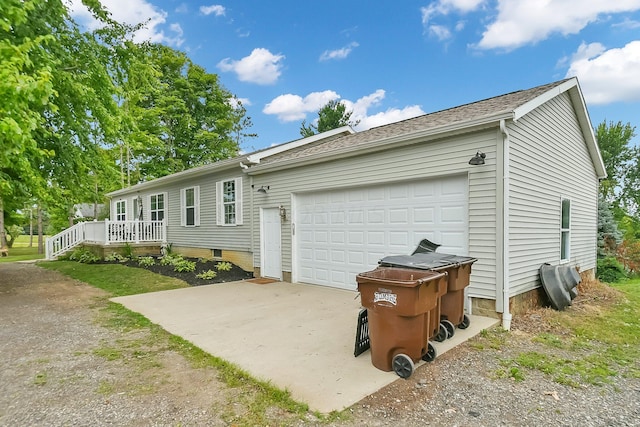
top-left (500, 119), bottom-right (512, 330)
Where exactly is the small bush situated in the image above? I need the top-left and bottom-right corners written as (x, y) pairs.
top-left (173, 259), bottom-right (196, 273)
top-left (216, 261), bottom-right (232, 272)
top-left (597, 257), bottom-right (627, 283)
top-left (196, 269), bottom-right (218, 280)
top-left (68, 247), bottom-right (100, 264)
top-left (160, 254), bottom-right (183, 266)
top-left (122, 243), bottom-right (134, 260)
top-left (137, 256), bottom-right (155, 267)
top-left (105, 252), bottom-right (128, 263)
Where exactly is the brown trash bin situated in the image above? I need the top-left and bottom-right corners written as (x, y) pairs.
top-left (436, 259), bottom-right (475, 329)
top-left (356, 267), bottom-right (447, 378)
top-left (379, 253), bottom-right (478, 338)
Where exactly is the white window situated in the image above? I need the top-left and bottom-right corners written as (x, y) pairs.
top-left (150, 193), bottom-right (166, 221)
top-left (560, 198), bottom-right (570, 261)
top-left (115, 200), bottom-right (126, 221)
top-left (216, 178), bottom-right (243, 226)
top-left (180, 186), bottom-right (200, 227)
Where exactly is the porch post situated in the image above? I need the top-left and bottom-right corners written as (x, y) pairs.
top-left (104, 219), bottom-right (110, 245)
top-left (134, 219), bottom-right (140, 243)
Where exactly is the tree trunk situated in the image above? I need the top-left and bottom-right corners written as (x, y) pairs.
top-left (29, 208), bottom-right (33, 247)
top-left (38, 205), bottom-right (44, 254)
top-left (0, 197), bottom-right (7, 249)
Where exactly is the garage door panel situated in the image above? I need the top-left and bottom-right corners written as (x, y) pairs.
top-left (295, 175), bottom-right (468, 290)
top-left (388, 209), bottom-right (408, 224)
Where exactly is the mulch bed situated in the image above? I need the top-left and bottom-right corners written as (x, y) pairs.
top-left (103, 257), bottom-right (253, 287)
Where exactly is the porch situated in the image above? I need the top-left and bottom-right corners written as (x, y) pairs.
top-left (45, 220), bottom-right (166, 260)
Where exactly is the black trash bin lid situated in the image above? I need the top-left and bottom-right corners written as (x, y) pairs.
top-left (379, 252), bottom-right (477, 270)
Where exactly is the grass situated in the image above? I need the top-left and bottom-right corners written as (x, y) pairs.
top-left (39, 261), bottom-right (188, 296)
top-left (494, 278), bottom-right (640, 387)
top-left (0, 235), bottom-right (47, 263)
top-left (40, 260), bottom-right (326, 425)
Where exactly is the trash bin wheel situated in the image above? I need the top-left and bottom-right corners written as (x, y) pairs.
top-left (392, 354), bottom-right (414, 379)
top-left (458, 314), bottom-right (471, 329)
top-left (433, 323), bottom-right (448, 342)
top-left (421, 342), bottom-right (437, 362)
top-left (442, 319), bottom-right (455, 339)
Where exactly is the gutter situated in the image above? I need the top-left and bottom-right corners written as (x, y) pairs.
top-left (500, 119), bottom-right (512, 330)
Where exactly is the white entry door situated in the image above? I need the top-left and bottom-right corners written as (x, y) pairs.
top-left (261, 207), bottom-right (282, 279)
top-left (294, 175), bottom-right (468, 290)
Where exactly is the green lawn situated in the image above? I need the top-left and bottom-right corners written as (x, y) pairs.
top-left (0, 235), bottom-right (46, 263)
top-left (39, 261), bottom-right (188, 296)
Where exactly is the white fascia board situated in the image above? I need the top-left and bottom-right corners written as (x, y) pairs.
top-left (247, 113), bottom-right (511, 175)
top-left (567, 84), bottom-right (607, 179)
top-left (513, 78), bottom-right (578, 121)
top-left (106, 156), bottom-right (247, 198)
top-left (245, 126), bottom-right (355, 164)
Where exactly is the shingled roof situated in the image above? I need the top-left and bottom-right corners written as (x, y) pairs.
top-left (258, 79), bottom-right (573, 167)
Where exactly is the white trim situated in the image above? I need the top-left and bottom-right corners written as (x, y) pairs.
top-left (149, 192), bottom-right (167, 222)
top-left (180, 186), bottom-right (200, 227)
top-left (513, 78), bottom-right (577, 121)
top-left (115, 200), bottom-right (126, 222)
top-left (245, 126), bottom-right (355, 165)
top-left (560, 197), bottom-right (571, 263)
top-left (216, 177), bottom-right (243, 226)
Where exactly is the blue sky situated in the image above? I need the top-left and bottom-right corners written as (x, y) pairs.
top-left (71, 0), bottom-right (640, 152)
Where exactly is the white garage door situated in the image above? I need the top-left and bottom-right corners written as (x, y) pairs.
top-left (294, 175), bottom-right (468, 290)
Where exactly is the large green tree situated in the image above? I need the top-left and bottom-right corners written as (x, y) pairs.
top-left (124, 44), bottom-right (254, 181)
top-left (596, 120), bottom-right (638, 212)
top-left (300, 100), bottom-right (359, 137)
top-left (1, 0), bottom-right (135, 240)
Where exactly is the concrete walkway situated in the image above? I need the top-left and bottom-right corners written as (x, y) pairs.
top-left (112, 281), bottom-right (499, 413)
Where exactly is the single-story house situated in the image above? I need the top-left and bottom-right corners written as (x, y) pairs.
top-left (106, 77), bottom-right (606, 326)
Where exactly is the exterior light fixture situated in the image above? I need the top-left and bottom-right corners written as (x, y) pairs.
top-left (469, 151), bottom-right (486, 165)
top-left (256, 185), bottom-right (269, 194)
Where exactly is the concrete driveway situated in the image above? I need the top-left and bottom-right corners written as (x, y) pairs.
top-left (112, 280), bottom-right (498, 413)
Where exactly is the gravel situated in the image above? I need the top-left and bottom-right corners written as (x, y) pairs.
top-left (1, 262), bottom-right (639, 426)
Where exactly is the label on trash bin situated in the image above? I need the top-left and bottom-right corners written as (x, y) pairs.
top-left (374, 289), bottom-right (397, 306)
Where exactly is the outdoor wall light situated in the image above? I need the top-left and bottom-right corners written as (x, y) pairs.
top-left (256, 185), bottom-right (269, 194)
top-left (469, 151), bottom-right (486, 165)
top-left (279, 205), bottom-right (287, 221)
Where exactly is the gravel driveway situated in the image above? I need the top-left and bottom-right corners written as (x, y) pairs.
top-left (1, 262), bottom-right (638, 426)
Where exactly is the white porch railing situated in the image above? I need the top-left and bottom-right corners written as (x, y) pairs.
top-left (46, 220), bottom-right (166, 260)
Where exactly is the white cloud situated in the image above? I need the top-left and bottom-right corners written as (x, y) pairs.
top-left (344, 90), bottom-right (425, 130)
top-left (217, 48), bottom-right (285, 85)
top-left (263, 91), bottom-right (340, 121)
top-left (565, 41), bottom-right (640, 104)
top-left (200, 4), bottom-right (225, 16)
top-left (429, 25), bottom-right (452, 41)
top-left (477, 0), bottom-right (640, 50)
top-left (263, 89), bottom-right (424, 129)
top-left (421, 1), bottom-right (483, 41)
top-left (68, 0), bottom-right (184, 46)
top-left (319, 42), bottom-right (359, 61)
top-left (175, 3), bottom-right (188, 13)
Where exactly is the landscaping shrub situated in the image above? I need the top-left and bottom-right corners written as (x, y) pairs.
top-left (137, 256), bottom-right (155, 267)
top-left (105, 252), bottom-right (128, 263)
top-left (68, 247), bottom-right (100, 264)
top-left (173, 259), bottom-right (196, 273)
top-left (216, 261), bottom-right (232, 272)
top-left (160, 253), bottom-right (183, 266)
top-left (597, 257), bottom-right (627, 283)
top-left (196, 269), bottom-right (218, 280)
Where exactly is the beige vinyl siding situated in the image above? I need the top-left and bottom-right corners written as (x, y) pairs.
top-left (250, 130), bottom-right (500, 300)
top-left (111, 170), bottom-right (252, 253)
top-left (507, 92), bottom-right (598, 297)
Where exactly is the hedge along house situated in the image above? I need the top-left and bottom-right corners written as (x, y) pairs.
top-left (107, 78), bottom-right (605, 327)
